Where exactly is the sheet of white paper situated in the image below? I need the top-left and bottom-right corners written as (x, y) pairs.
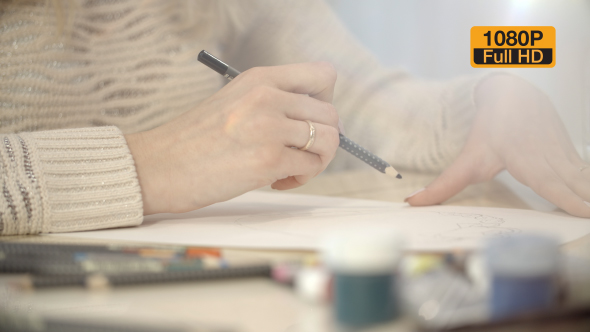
top-left (49, 191), bottom-right (590, 251)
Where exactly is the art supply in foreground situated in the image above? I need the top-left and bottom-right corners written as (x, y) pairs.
top-left (484, 234), bottom-right (560, 320)
top-left (323, 230), bottom-right (404, 327)
top-left (197, 50), bottom-right (402, 179)
top-left (0, 308), bottom-right (232, 332)
top-left (0, 242), bottom-right (220, 275)
top-left (401, 254), bottom-right (444, 277)
top-left (439, 306), bottom-right (590, 332)
top-left (0, 242), bottom-right (270, 289)
top-left (403, 257), bottom-right (488, 330)
top-left (562, 254), bottom-right (590, 307)
top-left (271, 262), bottom-right (300, 286)
top-left (294, 266), bottom-right (331, 303)
top-left (16, 265), bottom-right (271, 289)
top-left (271, 259), bottom-right (331, 303)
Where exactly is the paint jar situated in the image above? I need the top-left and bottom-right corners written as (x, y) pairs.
top-left (484, 234), bottom-right (560, 320)
top-left (295, 266), bottom-right (331, 303)
top-left (323, 230), bottom-right (404, 327)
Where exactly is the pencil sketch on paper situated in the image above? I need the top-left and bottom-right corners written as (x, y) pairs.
top-left (50, 191), bottom-right (590, 251)
top-left (232, 206), bottom-right (397, 238)
top-left (430, 212), bottom-right (520, 242)
top-left (233, 206), bottom-right (394, 224)
top-left (231, 206), bottom-right (521, 246)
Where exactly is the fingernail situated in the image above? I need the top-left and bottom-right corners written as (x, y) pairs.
top-left (404, 187), bottom-right (425, 202)
top-left (584, 201), bottom-right (590, 208)
top-left (337, 118), bottom-right (346, 135)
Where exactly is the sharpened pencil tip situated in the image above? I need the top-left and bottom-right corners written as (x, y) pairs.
top-left (385, 166), bottom-right (402, 179)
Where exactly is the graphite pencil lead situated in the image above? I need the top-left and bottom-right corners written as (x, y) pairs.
top-left (385, 166), bottom-right (402, 179)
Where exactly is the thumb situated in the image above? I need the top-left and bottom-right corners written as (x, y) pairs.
top-left (405, 153), bottom-right (478, 206)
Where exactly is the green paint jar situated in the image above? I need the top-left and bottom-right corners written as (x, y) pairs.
top-left (323, 230), bottom-right (404, 327)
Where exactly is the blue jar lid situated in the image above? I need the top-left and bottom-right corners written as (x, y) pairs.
top-left (485, 234), bottom-right (559, 277)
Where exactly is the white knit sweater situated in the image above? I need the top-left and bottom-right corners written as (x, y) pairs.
top-left (0, 0), bottom-right (480, 235)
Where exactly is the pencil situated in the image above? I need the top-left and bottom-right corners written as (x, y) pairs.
top-left (19, 265), bottom-right (271, 289)
top-left (197, 50), bottom-right (402, 179)
top-left (0, 242), bottom-right (271, 289)
top-left (0, 309), bottom-right (211, 332)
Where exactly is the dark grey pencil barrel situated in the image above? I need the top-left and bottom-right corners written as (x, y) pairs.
top-left (197, 50), bottom-right (228, 75)
top-left (339, 134), bottom-right (389, 173)
top-left (224, 66), bottom-right (241, 80)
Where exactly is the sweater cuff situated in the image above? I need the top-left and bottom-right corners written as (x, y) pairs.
top-left (26, 126), bottom-right (143, 233)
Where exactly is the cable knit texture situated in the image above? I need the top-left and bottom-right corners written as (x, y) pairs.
top-left (0, 0), bottom-right (481, 235)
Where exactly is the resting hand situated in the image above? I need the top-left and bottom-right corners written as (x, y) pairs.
top-left (406, 74), bottom-right (590, 217)
top-left (126, 62), bottom-right (340, 215)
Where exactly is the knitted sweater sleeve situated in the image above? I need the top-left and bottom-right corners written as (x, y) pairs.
top-left (0, 127), bottom-right (143, 235)
top-left (224, 0), bottom-right (483, 172)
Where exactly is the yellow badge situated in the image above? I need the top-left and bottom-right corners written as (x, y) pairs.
top-left (471, 26), bottom-right (555, 68)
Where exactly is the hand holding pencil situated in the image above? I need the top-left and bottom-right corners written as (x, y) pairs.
top-left (198, 50), bottom-right (402, 179)
top-left (125, 62), bottom-right (342, 214)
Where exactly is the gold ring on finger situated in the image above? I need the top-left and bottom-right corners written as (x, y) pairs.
top-left (299, 120), bottom-right (316, 151)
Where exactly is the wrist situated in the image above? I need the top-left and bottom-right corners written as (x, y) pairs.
top-left (125, 131), bottom-right (167, 215)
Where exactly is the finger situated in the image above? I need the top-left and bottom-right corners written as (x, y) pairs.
top-left (282, 121), bottom-right (339, 162)
top-left (275, 122), bottom-right (339, 190)
top-left (272, 173), bottom-right (332, 190)
top-left (545, 151), bottom-right (590, 203)
top-left (244, 62), bottom-right (337, 102)
top-left (273, 174), bottom-right (315, 191)
top-left (405, 153), bottom-right (479, 206)
top-left (270, 90), bottom-right (339, 129)
top-left (271, 146), bottom-right (326, 190)
top-left (272, 176), bottom-right (301, 190)
top-left (274, 145), bottom-right (322, 184)
top-left (508, 158), bottom-right (590, 218)
top-left (338, 118), bottom-right (346, 135)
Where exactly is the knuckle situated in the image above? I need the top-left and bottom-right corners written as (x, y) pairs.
top-left (324, 126), bottom-right (340, 152)
top-left (563, 172), bottom-right (578, 187)
top-left (241, 66), bottom-right (264, 80)
top-left (244, 85), bottom-right (274, 106)
top-left (322, 102), bottom-right (339, 127)
top-left (244, 113), bottom-right (276, 134)
top-left (256, 146), bottom-right (282, 170)
top-left (532, 180), bottom-right (550, 196)
top-left (315, 157), bottom-right (326, 174)
top-left (531, 179), bottom-right (587, 217)
top-left (562, 200), bottom-right (588, 217)
top-left (314, 61), bottom-right (337, 84)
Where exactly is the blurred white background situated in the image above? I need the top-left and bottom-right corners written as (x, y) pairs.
top-left (328, 0), bottom-right (590, 209)
top-left (328, 0), bottom-right (590, 157)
